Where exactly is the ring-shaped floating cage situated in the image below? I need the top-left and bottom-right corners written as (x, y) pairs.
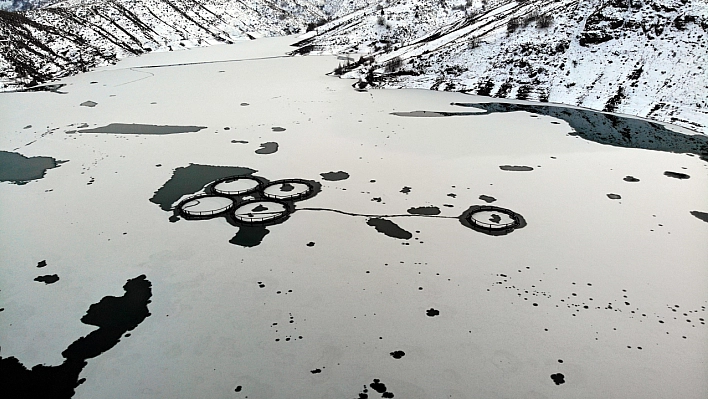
top-left (212, 177), bottom-right (262, 195)
top-left (232, 200), bottom-right (289, 224)
top-left (466, 205), bottom-right (521, 231)
top-left (178, 195), bottom-right (234, 217)
top-left (262, 179), bottom-right (314, 201)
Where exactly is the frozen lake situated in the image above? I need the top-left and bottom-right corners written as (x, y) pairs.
top-left (1, 36), bottom-right (707, 398)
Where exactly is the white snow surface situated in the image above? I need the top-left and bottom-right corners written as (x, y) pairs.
top-left (181, 196), bottom-right (233, 215)
top-left (213, 178), bottom-right (260, 195)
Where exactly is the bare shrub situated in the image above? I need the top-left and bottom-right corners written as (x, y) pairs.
top-left (522, 11), bottom-right (539, 27)
top-left (536, 14), bottom-right (553, 29)
top-left (507, 17), bottom-right (521, 33)
top-left (384, 56), bottom-right (402, 73)
top-left (306, 18), bottom-right (328, 32)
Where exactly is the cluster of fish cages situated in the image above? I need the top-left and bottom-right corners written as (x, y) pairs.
top-left (175, 176), bottom-right (320, 226)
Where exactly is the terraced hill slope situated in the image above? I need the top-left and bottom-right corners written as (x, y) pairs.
top-left (303, 0), bottom-right (708, 133)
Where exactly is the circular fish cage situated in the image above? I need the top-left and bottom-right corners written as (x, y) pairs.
top-left (460, 205), bottom-right (524, 235)
top-left (262, 179), bottom-right (314, 201)
top-left (212, 177), bottom-right (261, 195)
top-left (232, 200), bottom-right (289, 224)
top-left (178, 195), bottom-right (234, 218)
top-left (468, 208), bottom-right (519, 230)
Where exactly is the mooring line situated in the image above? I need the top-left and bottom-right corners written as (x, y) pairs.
top-left (295, 207), bottom-right (458, 219)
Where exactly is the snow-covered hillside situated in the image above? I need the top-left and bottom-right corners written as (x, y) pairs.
top-left (0, 0), bottom-right (340, 89)
top-left (0, 0), bottom-right (55, 12)
top-left (1, 0), bottom-right (706, 132)
top-left (303, 0), bottom-right (708, 133)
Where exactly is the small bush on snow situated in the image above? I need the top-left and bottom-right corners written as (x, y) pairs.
top-left (536, 14), bottom-right (553, 29)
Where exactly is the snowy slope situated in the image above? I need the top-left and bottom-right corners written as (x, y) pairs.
top-left (304, 0), bottom-right (708, 133)
top-left (0, 0), bottom-right (57, 12)
top-left (0, 0), bottom-right (332, 89)
top-left (1, 0), bottom-right (706, 132)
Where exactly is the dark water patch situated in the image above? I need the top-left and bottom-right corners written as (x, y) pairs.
top-left (390, 350), bottom-right (405, 359)
top-left (80, 101), bottom-right (97, 107)
top-left (391, 110), bottom-right (481, 117)
top-left (550, 373), bottom-right (565, 385)
top-left (272, 127), bottom-right (286, 132)
top-left (607, 193), bottom-right (622, 200)
top-left (356, 379), bottom-right (394, 398)
top-left (366, 218), bottom-right (412, 240)
top-left (34, 274), bottom-right (59, 284)
top-left (400, 186), bottom-right (411, 194)
top-left (150, 164), bottom-right (256, 211)
top-left (0, 275), bottom-right (152, 399)
top-left (77, 123), bottom-right (206, 135)
top-left (690, 211), bottom-right (708, 223)
top-left (479, 195), bottom-right (497, 203)
top-left (255, 142), bottom-right (278, 154)
top-left (500, 165), bottom-right (534, 171)
top-left (320, 171), bottom-right (350, 181)
top-left (449, 102), bottom-right (708, 160)
top-left (370, 379), bottom-right (387, 393)
top-left (623, 176), bottom-right (640, 182)
top-left (252, 204), bottom-right (269, 212)
top-left (407, 206), bottom-right (440, 215)
top-left (62, 275), bottom-right (151, 360)
top-left (231, 140), bottom-right (248, 144)
top-left (37, 260), bottom-right (47, 268)
top-left (230, 226), bottom-right (270, 247)
top-left (664, 171), bottom-right (690, 179)
top-left (426, 308), bottom-right (439, 317)
top-left (0, 151), bottom-right (66, 185)
top-left (20, 84), bottom-right (67, 94)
